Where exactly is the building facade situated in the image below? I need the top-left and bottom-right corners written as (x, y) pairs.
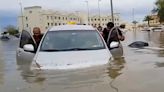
top-left (18, 6), bottom-right (121, 33)
top-left (88, 14), bottom-right (120, 28)
top-left (149, 14), bottom-right (160, 27)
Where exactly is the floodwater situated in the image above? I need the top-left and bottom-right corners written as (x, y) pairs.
top-left (0, 31), bottom-right (164, 92)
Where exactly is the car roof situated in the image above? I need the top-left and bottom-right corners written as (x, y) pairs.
top-left (49, 25), bottom-right (96, 31)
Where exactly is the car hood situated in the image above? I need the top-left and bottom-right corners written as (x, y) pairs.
top-left (31, 49), bottom-right (112, 70)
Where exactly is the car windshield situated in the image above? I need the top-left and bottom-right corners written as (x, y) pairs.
top-left (40, 30), bottom-right (105, 51)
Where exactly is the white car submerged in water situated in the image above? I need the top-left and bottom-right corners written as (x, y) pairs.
top-left (16, 25), bottom-right (112, 70)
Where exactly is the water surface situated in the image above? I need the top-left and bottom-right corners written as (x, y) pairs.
top-left (0, 31), bottom-right (164, 92)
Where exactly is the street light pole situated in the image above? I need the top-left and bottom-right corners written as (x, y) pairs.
top-left (110, 0), bottom-right (114, 23)
top-left (98, 0), bottom-right (101, 25)
top-left (75, 11), bottom-right (80, 24)
top-left (85, 1), bottom-right (90, 25)
top-left (18, 0), bottom-right (24, 30)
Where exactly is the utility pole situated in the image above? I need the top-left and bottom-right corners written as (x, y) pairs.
top-left (75, 11), bottom-right (80, 24)
top-left (132, 8), bottom-right (134, 22)
top-left (98, 0), bottom-right (101, 25)
top-left (85, 1), bottom-right (90, 25)
top-left (110, 0), bottom-right (114, 23)
top-left (18, 0), bottom-right (24, 30)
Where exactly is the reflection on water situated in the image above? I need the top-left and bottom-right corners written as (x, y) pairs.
top-left (0, 41), bottom-right (4, 85)
top-left (151, 32), bottom-right (164, 57)
top-left (17, 59), bottom-right (46, 84)
top-left (107, 57), bottom-right (125, 79)
top-left (16, 56), bottom-right (126, 92)
top-left (158, 32), bottom-right (164, 57)
top-left (107, 57), bottom-right (126, 92)
top-left (155, 62), bottom-right (164, 68)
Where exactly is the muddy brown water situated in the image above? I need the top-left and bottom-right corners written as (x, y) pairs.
top-left (0, 31), bottom-right (164, 92)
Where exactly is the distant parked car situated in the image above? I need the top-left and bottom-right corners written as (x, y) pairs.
top-left (151, 27), bottom-right (163, 32)
top-left (16, 25), bottom-right (113, 70)
top-left (141, 27), bottom-right (151, 31)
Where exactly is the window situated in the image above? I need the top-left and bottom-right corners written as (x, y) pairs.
top-left (26, 17), bottom-right (28, 21)
top-left (26, 24), bottom-right (28, 27)
top-left (19, 30), bottom-right (35, 48)
top-left (51, 23), bottom-right (53, 26)
top-left (47, 16), bottom-right (49, 20)
top-left (59, 17), bottom-right (60, 20)
top-left (48, 23), bottom-right (49, 26)
top-left (29, 11), bottom-right (32, 13)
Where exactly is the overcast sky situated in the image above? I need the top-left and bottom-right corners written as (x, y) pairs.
top-left (0, 0), bottom-right (156, 28)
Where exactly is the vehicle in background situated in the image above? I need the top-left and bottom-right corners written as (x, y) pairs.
top-left (151, 27), bottom-right (163, 32)
top-left (0, 32), bottom-right (10, 41)
top-left (141, 27), bottom-right (151, 31)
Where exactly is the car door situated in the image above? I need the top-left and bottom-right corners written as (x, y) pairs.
top-left (16, 30), bottom-right (36, 64)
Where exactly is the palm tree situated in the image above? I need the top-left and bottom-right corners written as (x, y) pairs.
top-left (152, 0), bottom-right (164, 23)
top-left (143, 16), bottom-right (153, 27)
top-left (132, 20), bottom-right (138, 24)
top-left (132, 20), bottom-right (138, 31)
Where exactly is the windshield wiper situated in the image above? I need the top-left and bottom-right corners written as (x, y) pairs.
top-left (41, 49), bottom-right (63, 52)
top-left (41, 47), bottom-right (104, 52)
top-left (63, 48), bottom-right (90, 50)
top-left (62, 47), bottom-right (104, 51)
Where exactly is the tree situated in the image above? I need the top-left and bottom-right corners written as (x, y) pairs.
top-left (132, 20), bottom-right (138, 31)
top-left (152, 0), bottom-right (164, 23)
top-left (4, 25), bottom-right (19, 35)
top-left (132, 20), bottom-right (138, 24)
top-left (143, 15), bottom-right (153, 26)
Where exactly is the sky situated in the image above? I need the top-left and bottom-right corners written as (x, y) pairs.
top-left (0, 0), bottom-right (156, 29)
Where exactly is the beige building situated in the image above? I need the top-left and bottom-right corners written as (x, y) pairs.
top-left (149, 14), bottom-right (160, 26)
top-left (88, 14), bottom-right (120, 28)
top-left (18, 6), bottom-right (80, 33)
top-left (18, 6), bottom-right (121, 33)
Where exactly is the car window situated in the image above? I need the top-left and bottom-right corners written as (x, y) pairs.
top-left (40, 30), bottom-right (105, 51)
top-left (19, 30), bottom-right (35, 48)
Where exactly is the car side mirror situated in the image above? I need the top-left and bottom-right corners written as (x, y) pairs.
top-left (23, 44), bottom-right (34, 52)
top-left (110, 41), bottom-right (119, 48)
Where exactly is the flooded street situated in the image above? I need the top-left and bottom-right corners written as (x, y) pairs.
top-left (0, 31), bottom-right (164, 92)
